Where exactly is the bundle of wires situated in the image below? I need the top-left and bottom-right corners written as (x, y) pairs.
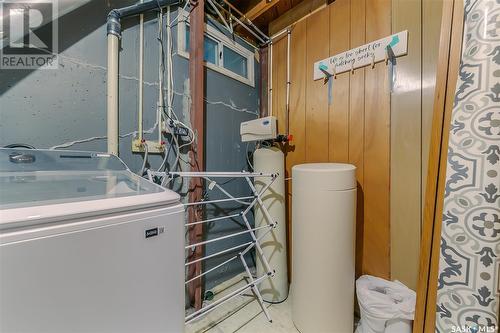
top-left (143, 0), bottom-right (193, 176)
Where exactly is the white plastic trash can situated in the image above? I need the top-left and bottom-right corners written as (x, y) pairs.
top-left (355, 275), bottom-right (416, 333)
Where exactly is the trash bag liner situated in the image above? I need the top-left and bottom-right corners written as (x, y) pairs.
top-left (355, 275), bottom-right (416, 333)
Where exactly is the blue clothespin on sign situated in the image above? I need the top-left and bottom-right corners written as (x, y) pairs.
top-left (319, 63), bottom-right (334, 105)
top-left (386, 35), bottom-right (398, 92)
top-left (319, 63), bottom-right (331, 82)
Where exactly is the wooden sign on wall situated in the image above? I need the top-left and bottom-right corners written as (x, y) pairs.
top-left (313, 30), bottom-right (408, 80)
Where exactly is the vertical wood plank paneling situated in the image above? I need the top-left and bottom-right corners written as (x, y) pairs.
top-left (363, 0), bottom-right (391, 279)
top-left (286, 19), bottom-right (307, 282)
top-left (305, 8), bottom-right (329, 162)
top-left (349, 0), bottom-right (366, 278)
top-left (328, 0), bottom-right (350, 163)
top-left (272, 0), bottom-right (439, 284)
top-left (422, 0), bottom-right (444, 214)
top-left (272, 37), bottom-right (288, 132)
top-left (424, 2), bottom-right (464, 330)
top-left (390, 0), bottom-right (422, 290)
top-left (414, 1), bottom-right (456, 328)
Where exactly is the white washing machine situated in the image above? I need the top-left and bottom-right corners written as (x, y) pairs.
top-left (0, 148), bottom-right (185, 333)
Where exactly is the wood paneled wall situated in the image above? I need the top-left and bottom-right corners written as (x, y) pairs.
top-left (391, 0), bottom-right (422, 289)
top-left (271, 0), bottom-right (442, 287)
top-left (391, 0), bottom-right (443, 289)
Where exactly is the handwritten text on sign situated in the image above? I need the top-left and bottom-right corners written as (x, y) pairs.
top-left (313, 30), bottom-right (408, 80)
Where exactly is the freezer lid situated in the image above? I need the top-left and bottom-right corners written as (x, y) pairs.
top-left (0, 148), bottom-right (129, 172)
top-left (0, 149), bottom-right (180, 226)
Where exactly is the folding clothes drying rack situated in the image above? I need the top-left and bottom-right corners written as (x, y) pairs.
top-left (148, 171), bottom-right (278, 324)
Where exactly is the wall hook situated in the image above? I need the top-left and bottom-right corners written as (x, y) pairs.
top-left (386, 45), bottom-right (395, 65)
top-left (371, 54), bottom-right (375, 69)
top-left (385, 45), bottom-right (394, 65)
top-left (350, 62), bottom-right (354, 74)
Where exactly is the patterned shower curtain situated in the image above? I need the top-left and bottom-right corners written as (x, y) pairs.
top-left (435, 0), bottom-right (500, 332)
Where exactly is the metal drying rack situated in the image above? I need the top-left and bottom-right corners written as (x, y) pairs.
top-left (148, 171), bottom-right (278, 324)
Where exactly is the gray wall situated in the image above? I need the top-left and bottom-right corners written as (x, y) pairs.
top-left (0, 1), bottom-right (259, 292)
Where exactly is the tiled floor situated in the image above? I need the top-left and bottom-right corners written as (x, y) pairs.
top-left (185, 274), bottom-right (299, 333)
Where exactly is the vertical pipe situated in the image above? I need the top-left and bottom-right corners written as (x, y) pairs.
top-left (107, 34), bottom-right (120, 155)
top-left (138, 11), bottom-right (144, 141)
top-left (286, 29), bottom-right (291, 135)
top-left (259, 47), bottom-right (269, 117)
top-left (166, 6), bottom-right (172, 119)
top-left (158, 10), bottom-right (164, 144)
top-left (269, 43), bottom-right (273, 117)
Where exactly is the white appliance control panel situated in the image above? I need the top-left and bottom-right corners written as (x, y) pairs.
top-left (240, 116), bottom-right (277, 142)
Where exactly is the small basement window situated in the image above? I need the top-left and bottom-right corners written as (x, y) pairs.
top-left (223, 46), bottom-right (248, 78)
top-left (178, 10), bottom-right (255, 87)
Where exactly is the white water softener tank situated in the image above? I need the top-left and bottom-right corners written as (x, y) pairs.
top-left (291, 163), bottom-right (356, 333)
top-left (254, 146), bottom-right (288, 303)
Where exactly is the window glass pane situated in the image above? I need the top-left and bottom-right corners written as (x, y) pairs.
top-left (204, 37), bottom-right (218, 64)
top-left (223, 46), bottom-right (248, 78)
top-left (183, 29), bottom-right (218, 65)
top-left (185, 28), bottom-right (190, 52)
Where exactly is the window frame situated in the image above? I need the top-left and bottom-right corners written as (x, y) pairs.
top-left (177, 9), bottom-right (255, 87)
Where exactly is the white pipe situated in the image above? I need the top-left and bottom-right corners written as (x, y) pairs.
top-left (271, 28), bottom-right (289, 41)
top-left (157, 10), bottom-right (164, 144)
top-left (207, 0), bottom-right (232, 33)
top-left (286, 29), bottom-right (291, 134)
top-left (138, 141), bottom-right (148, 175)
top-left (166, 6), bottom-right (172, 119)
top-left (270, 3), bottom-right (327, 42)
top-left (107, 34), bottom-right (119, 155)
top-left (230, 14), bottom-right (267, 45)
top-left (138, 10), bottom-right (144, 141)
top-left (216, 0), bottom-right (270, 43)
top-left (268, 42), bottom-right (273, 117)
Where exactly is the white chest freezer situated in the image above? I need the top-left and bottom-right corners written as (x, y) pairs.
top-left (0, 149), bottom-right (185, 333)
